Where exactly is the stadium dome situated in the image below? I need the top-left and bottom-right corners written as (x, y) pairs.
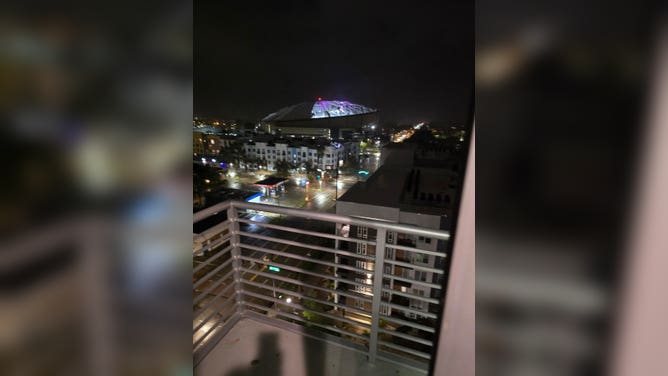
top-left (262, 100), bottom-right (377, 122)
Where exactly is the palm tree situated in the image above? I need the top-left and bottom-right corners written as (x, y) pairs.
top-left (316, 147), bottom-right (325, 169)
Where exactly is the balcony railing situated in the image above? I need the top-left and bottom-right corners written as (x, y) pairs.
top-left (193, 200), bottom-right (450, 373)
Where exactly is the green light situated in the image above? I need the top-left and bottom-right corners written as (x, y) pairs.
top-left (358, 170), bottom-right (369, 175)
top-left (268, 266), bottom-right (281, 272)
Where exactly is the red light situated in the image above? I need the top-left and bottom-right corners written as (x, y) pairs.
top-left (317, 97), bottom-right (322, 101)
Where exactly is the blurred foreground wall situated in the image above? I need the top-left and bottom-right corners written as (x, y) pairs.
top-left (477, 1), bottom-right (666, 375)
top-left (0, 1), bottom-right (193, 374)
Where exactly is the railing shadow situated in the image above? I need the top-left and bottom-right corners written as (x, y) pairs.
top-left (303, 329), bottom-right (326, 376)
top-left (225, 332), bottom-right (281, 376)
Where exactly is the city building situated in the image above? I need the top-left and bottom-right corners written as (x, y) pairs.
top-left (193, 127), bottom-right (238, 157)
top-left (243, 137), bottom-right (360, 171)
top-left (260, 99), bottom-right (378, 139)
top-left (335, 126), bottom-right (465, 319)
top-left (336, 165), bottom-right (457, 319)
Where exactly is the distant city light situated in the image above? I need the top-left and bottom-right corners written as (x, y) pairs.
top-left (286, 297), bottom-right (292, 303)
top-left (268, 265), bottom-right (281, 272)
top-left (212, 158), bottom-right (217, 163)
top-left (358, 170), bottom-right (369, 175)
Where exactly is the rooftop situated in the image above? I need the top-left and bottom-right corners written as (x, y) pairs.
top-left (254, 177), bottom-right (289, 187)
top-left (338, 165), bottom-right (455, 216)
top-left (263, 100), bottom-right (377, 122)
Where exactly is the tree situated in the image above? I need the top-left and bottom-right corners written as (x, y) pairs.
top-left (341, 154), bottom-right (361, 174)
top-left (193, 163), bottom-right (226, 195)
top-left (274, 160), bottom-right (291, 178)
top-left (303, 162), bottom-right (319, 183)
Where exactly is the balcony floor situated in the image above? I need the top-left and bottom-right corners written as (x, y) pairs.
top-left (195, 318), bottom-right (424, 376)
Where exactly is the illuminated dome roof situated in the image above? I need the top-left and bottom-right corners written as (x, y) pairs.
top-left (262, 100), bottom-right (376, 122)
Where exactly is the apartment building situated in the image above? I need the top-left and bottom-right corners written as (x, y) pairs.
top-left (336, 165), bottom-right (457, 319)
top-left (243, 139), bottom-right (359, 171)
top-left (193, 128), bottom-right (237, 156)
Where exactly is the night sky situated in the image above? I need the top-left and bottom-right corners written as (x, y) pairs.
top-left (195, 1), bottom-right (473, 125)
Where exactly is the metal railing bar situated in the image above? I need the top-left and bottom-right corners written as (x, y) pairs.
top-left (378, 315), bottom-right (436, 333)
top-left (239, 268), bottom-right (375, 304)
top-left (239, 243), bottom-right (374, 275)
top-left (238, 231), bottom-right (361, 258)
top-left (193, 257), bottom-right (234, 290)
top-left (229, 201), bottom-right (450, 241)
top-left (196, 222), bottom-right (232, 244)
top-left (377, 340), bottom-right (432, 359)
top-left (240, 279), bottom-right (372, 317)
top-left (194, 244), bottom-right (233, 274)
top-left (237, 257), bottom-right (375, 293)
top-left (385, 243), bottom-right (447, 258)
top-left (384, 274), bottom-right (442, 289)
top-left (384, 303), bottom-right (438, 319)
top-left (382, 259), bottom-right (444, 274)
top-left (193, 302), bottom-right (239, 348)
top-left (193, 313), bottom-right (241, 367)
top-left (240, 241), bottom-right (374, 262)
top-left (193, 297), bottom-right (238, 334)
top-left (193, 233), bottom-right (231, 256)
top-left (381, 288), bottom-right (440, 305)
top-left (193, 201), bottom-right (231, 223)
top-left (237, 218), bottom-right (378, 245)
top-left (194, 282), bottom-right (237, 319)
top-left (242, 301), bottom-right (370, 342)
top-left (378, 328), bottom-right (434, 347)
top-left (241, 290), bottom-right (371, 329)
top-left (194, 267), bottom-right (236, 305)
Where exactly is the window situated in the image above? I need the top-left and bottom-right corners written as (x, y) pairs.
top-left (410, 299), bottom-right (425, 311)
top-left (356, 243), bottom-right (368, 255)
top-left (357, 226), bottom-right (368, 239)
top-left (380, 304), bottom-right (390, 315)
top-left (415, 270), bottom-right (427, 282)
top-left (385, 248), bottom-right (394, 260)
top-left (425, 237), bottom-right (431, 244)
top-left (413, 253), bottom-right (427, 264)
top-left (387, 231), bottom-right (394, 244)
top-left (354, 299), bottom-right (365, 309)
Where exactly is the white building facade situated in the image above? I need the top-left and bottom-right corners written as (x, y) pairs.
top-left (243, 140), bottom-right (359, 171)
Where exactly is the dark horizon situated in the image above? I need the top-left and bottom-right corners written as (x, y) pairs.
top-left (195, 0), bottom-right (473, 125)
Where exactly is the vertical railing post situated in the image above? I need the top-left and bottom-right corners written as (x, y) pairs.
top-left (368, 227), bottom-right (387, 363)
top-left (333, 223), bottom-right (342, 309)
top-left (227, 204), bottom-right (244, 315)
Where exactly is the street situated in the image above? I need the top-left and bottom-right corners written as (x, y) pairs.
top-left (223, 152), bottom-right (380, 212)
